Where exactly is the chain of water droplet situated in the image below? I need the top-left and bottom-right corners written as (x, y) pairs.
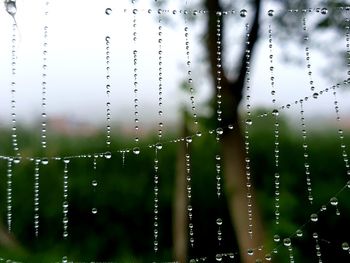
top-left (41, 1), bottom-right (50, 150)
top-left (182, 5), bottom-right (196, 251)
top-left (34, 159), bottom-right (40, 236)
top-left (215, 12), bottom-right (223, 124)
top-left (215, 153), bottom-right (223, 246)
top-left (157, 11), bottom-right (164, 142)
top-left (7, 159), bottom-right (13, 232)
top-left (214, 13), bottom-right (225, 242)
top-left (120, 150), bottom-right (128, 166)
top-left (214, 153), bottom-right (222, 199)
top-left (268, 22), bottom-right (281, 226)
top-left (105, 36), bottom-right (112, 148)
top-left (242, 22), bottom-right (255, 239)
top-left (62, 159), bottom-right (69, 239)
top-left (287, 7), bottom-right (329, 14)
top-left (132, 6), bottom-right (141, 156)
top-left (331, 88), bottom-right (350, 176)
top-left (346, 17), bottom-right (350, 83)
top-left (10, 23), bottom-right (19, 155)
top-left (302, 16), bottom-right (318, 98)
top-left (153, 150), bottom-right (159, 253)
top-left (282, 238), bottom-right (295, 263)
top-left (185, 142), bottom-right (195, 248)
top-left (183, 12), bottom-right (199, 130)
top-left (91, 155), bottom-right (98, 215)
top-left (311, 232), bottom-right (323, 263)
top-left (299, 101), bottom-right (314, 204)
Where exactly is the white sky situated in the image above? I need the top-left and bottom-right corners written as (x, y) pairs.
top-left (0, 0), bottom-right (349, 130)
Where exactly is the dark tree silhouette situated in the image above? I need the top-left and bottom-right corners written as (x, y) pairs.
top-left (173, 0), bottom-right (350, 262)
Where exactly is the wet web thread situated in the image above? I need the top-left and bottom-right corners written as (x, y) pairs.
top-left (1, 4), bottom-right (350, 263)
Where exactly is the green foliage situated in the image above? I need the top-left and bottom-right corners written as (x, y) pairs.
top-left (0, 114), bottom-right (349, 262)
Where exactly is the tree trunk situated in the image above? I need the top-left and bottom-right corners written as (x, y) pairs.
top-left (173, 120), bottom-right (189, 263)
top-left (204, 0), bottom-right (265, 261)
top-left (0, 221), bottom-right (22, 252)
top-left (222, 119), bottom-right (264, 263)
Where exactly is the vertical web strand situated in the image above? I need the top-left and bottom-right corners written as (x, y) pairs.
top-left (91, 155), bottom-right (98, 215)
top-left (184, 9), bottom-right (199, 132)
top-left (299, 101), bottom-right (314, 204)
top-left (215, 12), bottom-right (223, 124)
top-left (153, 149), bottom-right (159, 254)
top-left (105, 35), bottom-right (112, 148)
top-left (332, 88), bottom-right (350, 175)
top-left (157, 9), bottom-right (164, 143)
top-left (185, 141), bottom-right (195, 249)
top-left (132, 4), bottom-right (140, 155)
top-left (302, 15), bottom-right (317, 94)
top-left (313, 232), bottom-right (323, 263)
top-left (214, 11), bottom-right (225, 252)
top-left (34, 159), bottom-right (41, 237)
top-left (7, 159), bottom-right (13, 232)
top-left (62, 159), bottom-right (70, 239)
top-left (283, 238), bottom-right (295, 263)
top-left (268, 22), bottom-right (281, 226)
top-left (41, 1), bottom-right (50, 149)
top-left (10, 22), bottom-right (19, 155)
top-left (243, 22), bottom-right (254, 240)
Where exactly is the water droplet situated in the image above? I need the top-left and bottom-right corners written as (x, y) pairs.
top-left (240, 9), bottom-right (247, 18)
top-left (216, 127), bottom-right (223, 135)
top-left (105, 151), bottom-right (112, 159)
top-left (310, 213), bottom-right (318, 222)
top-left (321, 8), bottom-right (328, 14)
top-left (272, 109), bottom-right (279, 116)
top-left (296, 229), bottom-right (303, 237)
top-left (313, 92), bottom-right (319, 99)
top-left (283, 238), bottom-right (291, 247)
top-left (133, 147), bottom-right (140, 155)
top-left (63, 158), bottom-right (70, 164)
top-left (42, 158), bottom-right (49, 165)
top-left (268, 10), bottom-right (274, 16)
top-left (216, 218), bottom-right (223, 226)
top-left (105, 7), bottom-right (112, 15)
top-left (246, 119), bottom-right (253, 125)
top-left (92, 208), bottom-right (98, 214)
top-left (5, 0), bottom-right (17, 16)
top-left (215, 253), bottom-right (222, 261)
top-left (342, 242), bottom-right (349, 251)
top-left (13, 157), bottom-right (20, 164)
top-left (92, 180), bottom-right (98, 187)
top-left (273, 234), bottom-right (280, 242)
top-left (330, 197), bottom-right (338, 206)
top-left (186, 136), bottom-right (193, 143)
top-left (265, 254), bottom-right (272, 261)
top-left (247, 248), bottom-right (254, 256)
top-left (155, 142), bottom-right (163, 150)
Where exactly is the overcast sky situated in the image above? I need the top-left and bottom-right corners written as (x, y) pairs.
top-left (0, 0), bottom-right (349, 130)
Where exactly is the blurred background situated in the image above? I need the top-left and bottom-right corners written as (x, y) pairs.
top-left (0, 0), bottom-right (350, 262)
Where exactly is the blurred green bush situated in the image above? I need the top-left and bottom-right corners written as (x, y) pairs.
top-left (0, 112), bottom-right (349, 262)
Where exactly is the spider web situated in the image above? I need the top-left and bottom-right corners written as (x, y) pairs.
top-left (0, 1), bottom-right (350, 263)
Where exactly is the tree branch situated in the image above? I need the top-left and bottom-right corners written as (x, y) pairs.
top-left (233, 0), bottom-right (262, 100)
top-left (204, 0), bottom-right (262, 128)
top-left (204, 0), bottom-right (227, 85)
